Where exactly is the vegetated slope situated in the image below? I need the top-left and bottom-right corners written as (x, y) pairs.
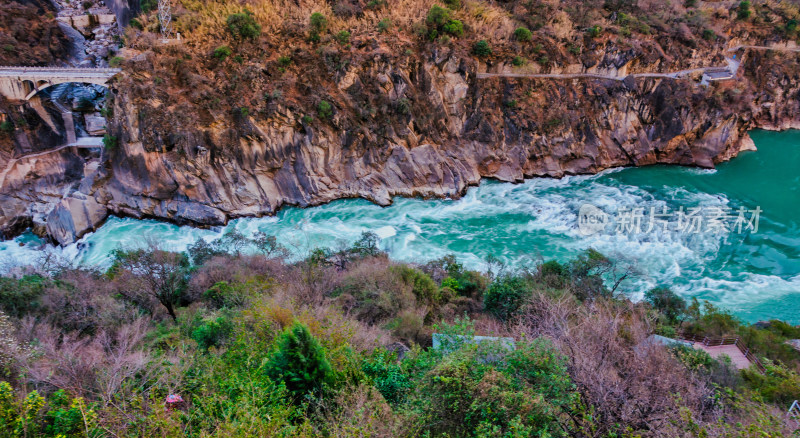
top-left (0, 239), bottom-right (798, 436)
top-left (4, 0), bottom-right (800, 243)
top-left (0, 0), bottom-right (71, 66)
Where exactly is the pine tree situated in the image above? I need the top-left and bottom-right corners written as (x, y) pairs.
top-left (266, 322), bottom-right (334, 398)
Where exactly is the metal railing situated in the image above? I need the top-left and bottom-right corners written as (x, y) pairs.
top-left (790, 400), bottom-right (799, 418)
top-left (677, 333), bottom-right (766, 373)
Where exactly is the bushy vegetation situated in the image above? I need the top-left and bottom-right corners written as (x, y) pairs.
top-left (308, 12), bottom-right (327, 42)
top-left (226, 10), bottom-right (261, 40)
top-left (472, 39), bottom-right (492, 57)
top-left (424, 5), bottom-right (465, 40)
top-left (0, 232), bottom-right (797, 436)
top-left (738, 0), bottom-right (752, 20)
top-left (212, 44), bottom-right (232, 60)
top-left (317, 100), bottom-right (333, 119)
top-left (513, 26), bottom-right (532, 41)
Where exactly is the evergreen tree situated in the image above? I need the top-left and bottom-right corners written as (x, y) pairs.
top-left (266, 322), bottom-right (334, 398)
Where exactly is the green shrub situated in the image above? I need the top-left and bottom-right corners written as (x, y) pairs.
top-left (513, 27), bottom-right (532, 41)
top-left (587, 25), bottom-right (602, 38)
top-left (684, 299), bottom-right (740, 337)
top-left (108, 56), bottom-right (123, 67)
top-left (0, 275), bottom-right (45, 318)
top-left (443, 19), bottom-right (463, 37)
top-left (317, 100), bottom-right (333, 119)
top-left (102, 134), bottom-right (118, 149)
top-left (213, 45), bottom-right (232, 60)
top-left (670, 344), bottom-right (716, 372)
top-left (737, 1), bottom-right (751, 20)
top-left (393, 265), bottom-right (439, 305)
top-left (537, 260), bottom-right (568, 287)
top-left (484, 276), bottom-right (531, 320)
top-left (191, 316), bottom-right (234, 350)
top-left (140, 0), bottom-right (156, 12)
top-left (129, 18), bottom-right (143, 30)
top-left (377, 18), bottom-right (391, 32)
top-left (183, 335), bottom-right (299, 434)
top-left (265, 322), bottom-right (335, 398)
top-left (443, 0), bottom-right (460, 9)
top-left (0, 120), bottom-right (12, 133)
top-left (645, 287), bottom-right (687, 323)
top-left (423, 8), bottom-right (466, 40)
top-left (203, 281), bottom-right (258, 308)
top-left (0, 384), bottom-right (99, 437)
top-left (226, 10), bottom-right (261, 40)
top-left (566, 249), bottom-right (613, 301)
top-left (512, 56), bottom-right (526, 66)
top-left (742, 361), bottom-right (800, 405)
top-left (737, 322), bottom-right (800, 366)
top-left (409, 338), bottom-right (577, 436)
top-left (302, 115), bottom-right (313, 124)
top-left (310, 12), bottom-right (328, 33)
top-left (441, 277), bottom-right (460, 291)
top-left (786, 18), bottom-right (798, 33)
top-left (702, 29), bottom-right (716, 40)
top-left (472, 39), bottom-right (492, 57)
top-left (395, 97), bottom-right (411, 114)
top-left (335, 30), bottom-right (351, 45)
top-left (426, 5), bottom-right (451, 27)
top-left (278, 55), bottom-right (292, 66)
top-left (362, 350), bottom-right (411, 404)
top-left (685, 0), bottom-right (697, 6)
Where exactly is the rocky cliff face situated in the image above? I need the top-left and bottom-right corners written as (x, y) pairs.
top-left (2, 46), bottom-right (800, 244)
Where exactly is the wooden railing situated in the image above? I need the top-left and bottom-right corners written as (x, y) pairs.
top-left (677, 333), bottom-right (766, 373)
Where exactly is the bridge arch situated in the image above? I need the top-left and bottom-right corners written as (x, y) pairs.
top-left (0, 67), bottom-right (121, 101)
top-left (24, 78), bottom-right (110, 101)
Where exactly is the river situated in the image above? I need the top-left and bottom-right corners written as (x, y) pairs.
top-left (2, 130), bottom-right (798, 323)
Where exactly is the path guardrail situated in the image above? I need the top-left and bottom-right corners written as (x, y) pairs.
top-left (677, 333), bottom-right (766, 373)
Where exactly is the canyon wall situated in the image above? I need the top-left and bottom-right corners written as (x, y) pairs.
top-left (2, 47), bottom-right (799, 244)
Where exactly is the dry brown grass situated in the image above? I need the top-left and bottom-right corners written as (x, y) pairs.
top-left (167, 0), bottom-right (517, 45)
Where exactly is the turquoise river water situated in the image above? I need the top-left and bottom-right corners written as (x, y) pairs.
top-left (2, 130), bottom-right (799, 323)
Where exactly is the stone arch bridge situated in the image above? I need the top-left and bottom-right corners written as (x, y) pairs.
top-left (0, 66), bottom-right (120, 101)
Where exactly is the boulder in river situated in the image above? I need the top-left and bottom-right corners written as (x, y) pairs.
top-left (45, 196), bottom-right (107, 245)
top-left (85, 113), bottom-right (106, 135)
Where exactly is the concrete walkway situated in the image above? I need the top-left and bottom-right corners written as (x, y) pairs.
top-left (0, 137), bottom-right (103, 188)
top-left (476, 44), bottom-right (798, 81)
top-left (693, 342), bottom-right (753, 369)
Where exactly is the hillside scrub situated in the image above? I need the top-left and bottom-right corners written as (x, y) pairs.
top-left (0, 232), bottom-right (798, 436)
top-left (111, 0), bottom-right (800, 150)
top-left (0, 0), bottom-right (71, 66)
